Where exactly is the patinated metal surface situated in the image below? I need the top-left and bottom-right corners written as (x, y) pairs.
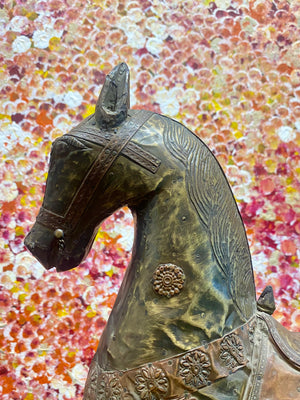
top-left (35, 109), bottom-right (156, 236)
top-left (256, 285), bottom-right (276, 315)
top-left (24, 63), bottom-right (300, 399)
top-left (84, 317), bottom-right (255, 400)
top-left (245, 313), bottom-right (300, 400)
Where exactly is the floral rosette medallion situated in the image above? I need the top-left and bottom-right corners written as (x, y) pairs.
top-left (135, 365), bottom-right (169, 399)
top-left (152, 263), bottom-right (185, 298)
top-left (97, 374), bottom-right (123, 400)
top-left (178, 350), bottom-right (211, 389)
top-left (83, 360), bottom-right (123, 400)
top-left (220, 333), bottom-right (246, 370)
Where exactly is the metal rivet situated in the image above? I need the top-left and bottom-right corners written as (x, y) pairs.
top-left (54, 229), bottom-right (64, 239)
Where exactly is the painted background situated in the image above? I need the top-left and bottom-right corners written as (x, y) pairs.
top-left (0, 0), bottom-right (300, 398)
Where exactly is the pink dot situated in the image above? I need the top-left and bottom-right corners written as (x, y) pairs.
top-left (260, 177), bottom-right (275, 195)
top-left (281, 239), bottom-right (297, 255)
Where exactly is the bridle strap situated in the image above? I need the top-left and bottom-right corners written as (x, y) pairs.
top-left (67, 129), bottom-right (161, 175)
top-left (36, 109), bottom-right (154, 234)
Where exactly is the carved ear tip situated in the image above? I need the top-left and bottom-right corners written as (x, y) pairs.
top-left (119, 61), bottom-right (129, 69)
top-left (118, 62), bottom-right (129, 70)
top-left (110, 62), bottom-right (129, 76)
top-left (95, 62), bottom-right (130, 129)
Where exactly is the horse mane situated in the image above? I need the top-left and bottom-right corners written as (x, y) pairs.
top-left (162, 116), bottom-right (256, 321)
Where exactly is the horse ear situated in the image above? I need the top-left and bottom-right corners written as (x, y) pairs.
top-left (95, 63), bottom-right (130, 129)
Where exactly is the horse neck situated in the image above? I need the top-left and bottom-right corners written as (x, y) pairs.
top-left (95, 117), bottom-right (257, 371)
top-left (160, 117), bottom-right (257, 321)
top-left (131, 179), bottom-right (256, 338)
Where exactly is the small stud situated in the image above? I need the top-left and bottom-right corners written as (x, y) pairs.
top-left (54, 229), bottom-right (64, 239)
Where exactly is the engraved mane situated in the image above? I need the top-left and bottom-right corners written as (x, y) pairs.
top-left (163, 116), bottom-right (256, 320)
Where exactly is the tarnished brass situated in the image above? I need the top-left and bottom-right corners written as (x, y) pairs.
top-left (24, 63), bottom-right (300, 399)
top-left (257, 285), bottom-right (276, 315)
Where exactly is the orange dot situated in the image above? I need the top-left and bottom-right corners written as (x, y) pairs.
top-left (37, 375), bottom-right (49, 384)
top-left (65, 352), bottom-right (76, 364)
top-left (31, 293), bottom-right (41, 303)
top-left (33, 362), bottom-right (45, 373)
top-left (36, 110), bottom-right (53, 127)
top-left (61, 291), bottom-right (72, 302)
top-left (30, 314), bottom-right (42, 326)
top-left (0, 376), bottom-right (15, 394)
top-left (3, 264), bottom-right (14, 272)
top-left (55, 361), bottom-right (68, 375)
top-left (15, 341), bottom-right (27, 353)
top-left (62, 373), bottom-right (72, 384)
top-left (6, 310), bottom-right (17, 323)
top-left (103, 293), bottom-right (117, 309)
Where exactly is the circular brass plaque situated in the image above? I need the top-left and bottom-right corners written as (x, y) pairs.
top-left (153, 263), bottom-right (185, 298)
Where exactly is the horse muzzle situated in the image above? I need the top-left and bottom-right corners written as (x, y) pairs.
top-left (24, 223), bottom-right (82, 272)
top-left (24, 227), bottom-right (53, 270)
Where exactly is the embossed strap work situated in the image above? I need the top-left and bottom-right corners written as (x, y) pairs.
top-left (258, 312), bottom-right (300, 369)
top-left (36, 110), bottom-right (154, 234)
top-left (83, 317), bottom-right (256, 399)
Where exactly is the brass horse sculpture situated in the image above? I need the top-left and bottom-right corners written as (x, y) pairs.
top-left (25, 64), bottom-right (300, 399)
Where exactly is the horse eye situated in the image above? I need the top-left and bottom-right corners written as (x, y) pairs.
top-left (52, 141), bottom-right (69, 158)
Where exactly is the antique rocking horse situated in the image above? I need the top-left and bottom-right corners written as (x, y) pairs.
top-left (25, 64), bottom-right (300, 399)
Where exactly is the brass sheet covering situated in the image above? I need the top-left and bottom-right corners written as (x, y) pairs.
top-left (84, 317), bottom-right (256, 400)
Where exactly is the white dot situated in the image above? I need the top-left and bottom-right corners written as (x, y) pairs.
top-left (64, 91), bottom-right (83, 108)
top-left (12, 36), bottom-right (31, 53)
top-left (277, 126), bottom-right (296, 142)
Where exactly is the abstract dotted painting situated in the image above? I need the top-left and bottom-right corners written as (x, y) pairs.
top-left (0, 0), bottom-right (299, 398)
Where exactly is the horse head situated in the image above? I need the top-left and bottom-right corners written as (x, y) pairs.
top-left (24, 63), bottom-right (166, 272)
